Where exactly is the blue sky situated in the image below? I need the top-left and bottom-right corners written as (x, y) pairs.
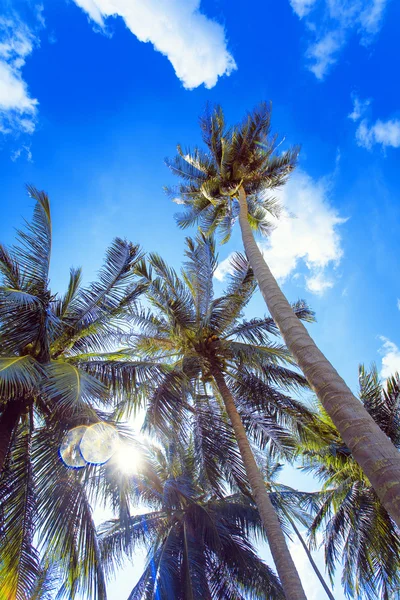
top-left (1, 0), bottom-right (400, 597)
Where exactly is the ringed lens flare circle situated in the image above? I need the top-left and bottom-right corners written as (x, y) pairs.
top-left (80, 422), bottom-right (119, 465)
top-left (59, 425), bottom-right (88, 468)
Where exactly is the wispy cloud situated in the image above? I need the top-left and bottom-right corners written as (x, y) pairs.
top-left (215, 171), bottom-right (346, 295)
top-left (349, 94), bottom-right (400, 150)
top-left (356, 118), bottom-right (400, 149)
top-left (348, 93), bottom-right (371, 122)
top-left (11, 144), bottom-right (32, 162)
top-left (379, 336), bottom-right (400, 379)
top-left (0, 16), bottom-right (38, 136)
top-left (72, 0), bottom-right (236, 89)
top-left (289, 0), bottom-right (319, 18)
top-left (289, 0), bottom-right (390, 79)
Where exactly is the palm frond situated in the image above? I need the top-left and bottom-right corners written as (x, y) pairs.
top-left (183, 234), bottom-right (217, 321)
top-left (12, 186), bottom-right (52, 293)
top-left (41, 361), bottom-right (109, 417)
top-left (0, 356), bottom-right (42, 399)
top-left (30, 559), bottom-right (62, 600)
top-left (0, 416), bottom-right (40, 600)
top-left (56, 267), bottom-right (82, 319)
top-left (0, 243), bottom-right (21, 289)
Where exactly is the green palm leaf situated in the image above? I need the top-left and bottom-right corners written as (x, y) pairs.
top-left (0, 417), bottom-right (40, 600)
top-left (0, 356), bottom-right (42, 398)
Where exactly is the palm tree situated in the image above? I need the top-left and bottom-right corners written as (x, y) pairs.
top-left (98, 234), bottom-right (315, 598)
top-left (165, 102), bottom-right (400, 529)
top-left (0, 187), bottom-right (145, 599)
top-left (299, 366), bottom-right (400, 599)
top-left (99, 442), bottom-right (285, 599)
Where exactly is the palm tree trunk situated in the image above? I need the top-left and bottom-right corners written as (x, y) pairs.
top-left (283, 511), bottom-right (334, 600)
top-left (0, 400), bottom-right (21, 474)
top-left (237, 186), bottom-right (400, 528)
top-left (211, 367), bottom-right (307, 600)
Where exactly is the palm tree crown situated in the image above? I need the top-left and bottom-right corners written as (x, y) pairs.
top-left (99, 442), bottom-right (285, 599)
top-left (300, 366), bottom-right (400, 600)
top-left (165, 102), bottom-right (298, 242)
top-left (124, 234), bottom-right (314, 482)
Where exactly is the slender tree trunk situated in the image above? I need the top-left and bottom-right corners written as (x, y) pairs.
top-left (237, 186), bottom-right (400, 527)
top-left (0, 400), bottom-right (21, 475)
top-left (283, 510), bottom-right (334, 600)
top-left (211, 367), bottom-right (307, 600)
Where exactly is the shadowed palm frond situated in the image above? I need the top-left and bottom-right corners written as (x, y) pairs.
top-left (0, 416), bottom-right (40, 600)
top-left (0, 356), bottom-right (43, 399)
top-left (13, 186), bottom-right (52, 293)
top-left (99, 443), bottom-right (284, 600)
top-left (183, 234), bottom-right (217, 320)
top-left (41, 362), bottom-right (109, 417)
top-left (30, 559), bottom-right (62, 600)
top-left (27, 422), bottom-right (109, 600)
top-left (298, 366), bottom-right (400, 600)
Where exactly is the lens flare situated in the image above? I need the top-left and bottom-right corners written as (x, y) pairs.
top-left (59, 425), bottom-right (88, 468)
top-left (80, 422), bottom-right (119, 465)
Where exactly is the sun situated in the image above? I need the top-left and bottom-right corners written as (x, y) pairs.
top-left (113, 441), bottom-right (142, 476)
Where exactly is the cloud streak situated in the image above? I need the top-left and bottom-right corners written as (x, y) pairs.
top-left (73, 0), bottom-right (236, 89)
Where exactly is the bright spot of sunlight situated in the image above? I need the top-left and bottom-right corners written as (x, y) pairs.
top-left (113, 440), bottom-right (142, 476)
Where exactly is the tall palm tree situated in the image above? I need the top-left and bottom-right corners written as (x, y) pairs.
top-left (299, 366), bottom-right (400, 599)
top-left (96, 234), bottom-right (315, 599)
top-left (0, 187), bottom-right (145, 599)
top-left (99, 442), bottom-right (285, 599)
top-left (165, 102), bottom-right (400, 529)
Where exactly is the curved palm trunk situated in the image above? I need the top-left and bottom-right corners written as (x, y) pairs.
top-left (211, 367), bottom-right (307, 600)
top-left (0, 400), bottom-right (21, 475)
top-left (237, 187), bottom-right (400, 528)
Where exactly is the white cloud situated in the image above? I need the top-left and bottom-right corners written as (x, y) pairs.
top-left (356, 118), bottom-right (400, 149)
top-left (358, 0), bottom-right (388, 39)
top-left (348, 94), bottom-right (400, 150)
top-left (307, 30), bottom-right (344, 79)
top-left (11, 144), bottom-right (32, 162)
top-left (379, 337), bottom-right (400, 379)
top-left (289, 0), bottom-right (390, 79)
top-left (72, 0), bottom-right (236, 89)
top-left (348, 94), bottom-right (370, 121)
top-left (0, 16), bottom-right (38, 135)
top-left (289, 0), bottom-right (318, 18)
top-left (305, 271), bottom-right (334, 294)
top-left (215, 171), bottom-right (346, 295)
top-left (397, 299), bottom-right (400, 311)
